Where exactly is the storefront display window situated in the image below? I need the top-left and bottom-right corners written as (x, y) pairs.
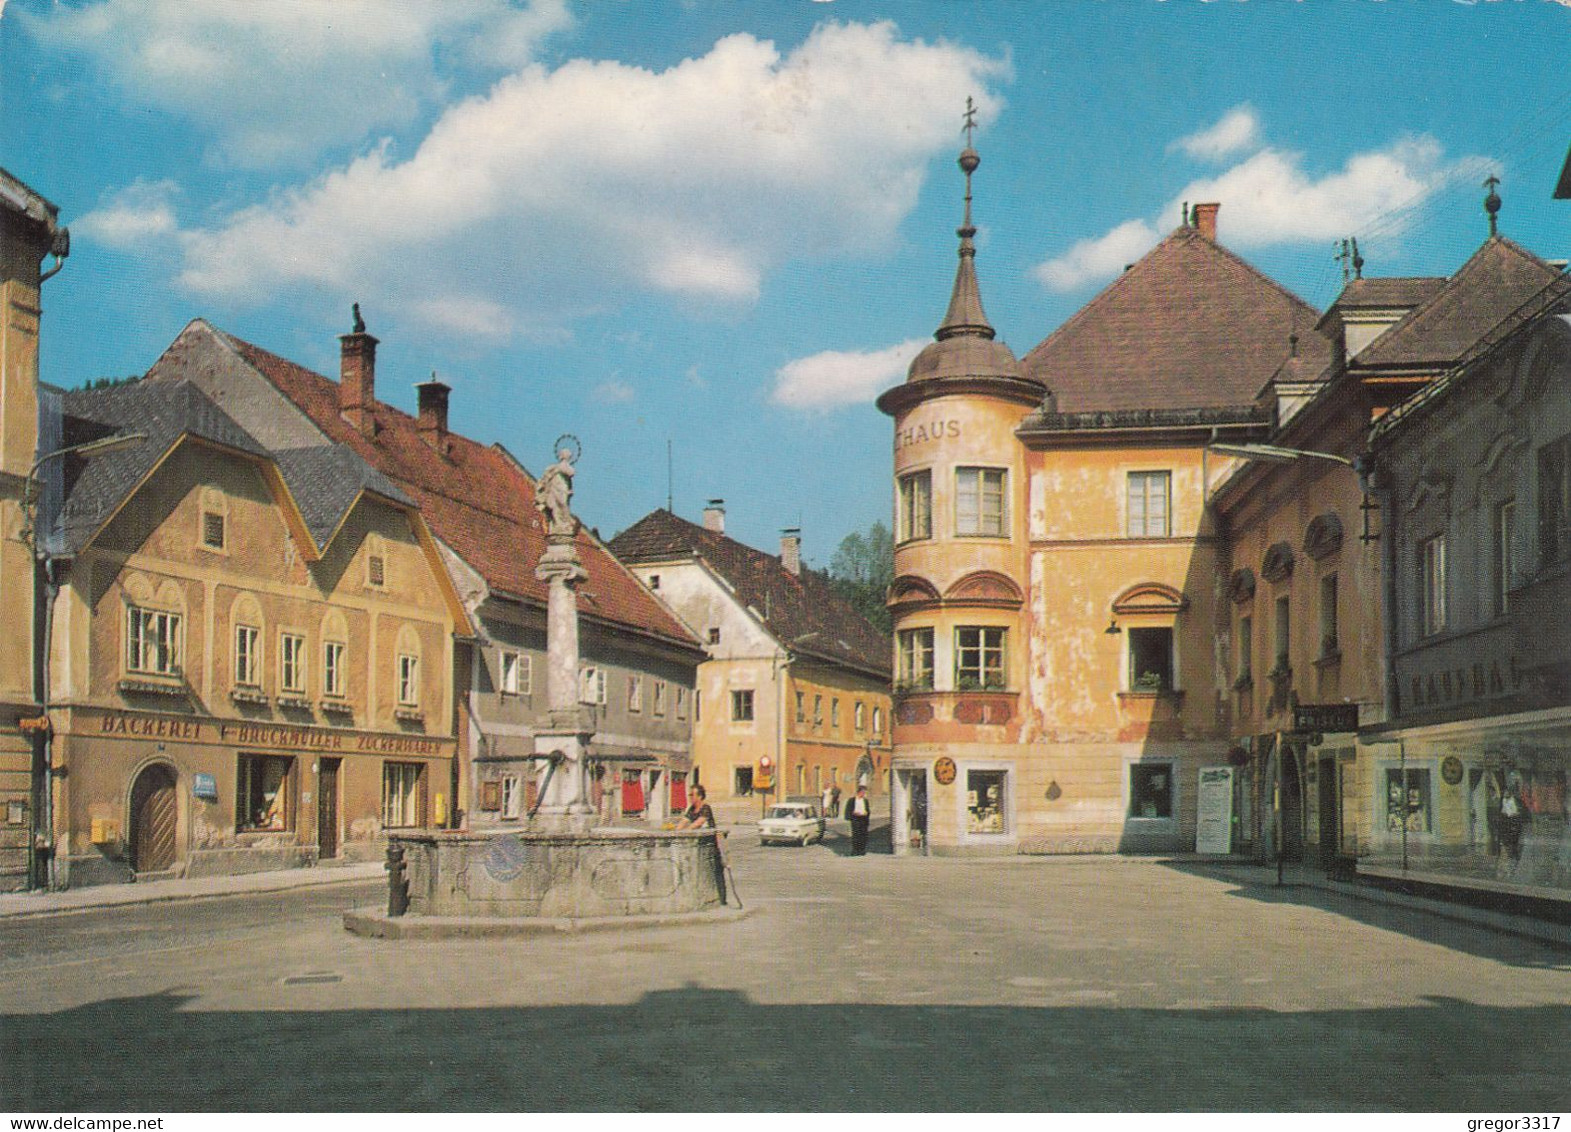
top-left (382, 762), bottom-right (424, 828)
top-left (1385, 767), bottom-right (1431, 834)
top-left (237, 754), bottom-right (294, 831)
top-left (966, 769), bottom-right (1006, 834)
top-left (1129, 763), bottom-right (1173, 819)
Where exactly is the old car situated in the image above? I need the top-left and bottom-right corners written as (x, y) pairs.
top-left (758, 800), bottom-right (826, 846)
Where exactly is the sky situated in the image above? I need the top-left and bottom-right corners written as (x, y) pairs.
top-left (6, 0), bottom-right (1571, 566)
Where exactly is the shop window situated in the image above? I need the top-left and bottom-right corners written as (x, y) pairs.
top-left (731, 689), bottom-right (754, 722)
top-left (382, 762), bottom-right (424, 828)
top-left (579, 665), bottom-right (607, 705)
top-left (237, 754), bottom-right (294, 832)
top-left (234, 624), bottom-right (260, 686)
top-left (898, 628), bottom-right (934, 691)
top-left (899, 470), bottom-right (932, 542)
top-left (1495, 500), bottom-right (1516, 617)
top-left (1385, 767), bottom-right (1432, 834)
top-left (1129, 763), bottom-right (1173, 819)
top-left (831, 699), bottom-right (841, 729)
top-left (323, 640), bottom-right (346, 698)
top-left (504, 651), bottom-right (530, 696)
top-left (280, 632), bottom-right (306, 694)
top-left (1127, 471), bottom-right (1171, 537)
top-left (956, 467), bottom-right (1007, 537)
top-left (955, 626), bottom-right (1007, 691)
top-left (795, 691), bottom-right (805, 723)
top-left (398, 653), bottom-right (420, 707)
top-left (1420, 534), bottom-right (1447, 638)
top-left (627, 674), bottom-right (643, 712)
top-left (854, 701), bottom-right (865, 732)
top-left (1538, 434), bottom-right (1571, 566)
top-left (966, 769), bottom-right (1007, 834)
top-left (1318, 575), bottom-right (1339, 658)
top-left (1128, 627), bottom-right (1174, 692)
top-left (501, 774), bottom-right (522, 820)
top-left (126, 606), bottom-right (182, 677)
top-left (653, 680), bottom-right (667, 717)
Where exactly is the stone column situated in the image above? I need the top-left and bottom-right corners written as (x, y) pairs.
top-left (532, 531), bottom-right (596, 830)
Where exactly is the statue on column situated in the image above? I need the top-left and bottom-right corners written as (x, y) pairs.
top-left (535, 435), bottom-right (580, 539)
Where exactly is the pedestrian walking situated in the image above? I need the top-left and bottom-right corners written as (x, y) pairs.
top-left (822, 783), bottom-right (834, 821)
top-left (830, 783), bottom-right (841, 818)
top-left (846, 784), bottom-right (871, 855)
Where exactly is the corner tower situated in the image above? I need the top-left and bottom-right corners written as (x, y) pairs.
top-left (877, 110), bottom-right (1045, 855)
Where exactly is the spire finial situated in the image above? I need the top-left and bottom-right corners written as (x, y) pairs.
top-left (935, 99), bottom-right (994, 342)
top-left (1484, 174), bottom-right (1502, 237)
top-left (958, 97), bottom-right (980, 233)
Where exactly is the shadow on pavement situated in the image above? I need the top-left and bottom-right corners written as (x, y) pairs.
top-left (1160, 860), bottom-right (1571, 968)
top-left (4, 986), bottom-right (1570, 1110)
top-left (821, 821), bottom-right (893, 857)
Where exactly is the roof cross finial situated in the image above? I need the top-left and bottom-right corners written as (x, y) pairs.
top-left (962, 96), bottom-right (978, 148)
top-left (1484, 174), bottom-right (1502, 237)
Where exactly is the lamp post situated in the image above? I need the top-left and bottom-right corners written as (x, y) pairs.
top-left (23, 431), bottom-right (145, 890)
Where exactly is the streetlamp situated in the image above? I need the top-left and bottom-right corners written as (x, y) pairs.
top-left (23, 431), bottom-right (145, 890)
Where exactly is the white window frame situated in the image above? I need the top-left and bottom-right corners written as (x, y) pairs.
top-left (1420, 533), bottom-right (1447, 638)
top-left (501, 774), bottom-right (522, 820)
top-left (322, 639), bottom-right (346, 698)
top-left (897, 627), bottom-right (934, 691)
top-left (627, 673), bottom-right (644, 713)
top-left (959, 762), bottom-right (1014, 844)
top-left (126, 606), bottom-right (182, 677)
top-left (653, 680), bottom-right (667, 717)
top-left (280, 632), bottom-right (306, 694)
top-left (731, 688), bottom-right (755, 723)
top-left (1127, 470), bottom-right (1172, 538)
top-left (1125, 759), bottom-right (1178, 824)
top-left (898, 469), bottom-right (933, 542)
top-left (397, 653), bottom-right (420, 707)
top-left (954, 625), bottom-right (1007, 691)
top-left (234, 623), bottom-right (260, 687)
top-left (955, 466), bottom-right (1007, 537)
top-left (1494, 499), bottom-right (1516, 618)
top-left (501, 650), bottom-right (531, 696)
top-left (579, 665), bottom-right (607, 706)
top-left (676, 686), bottom-right (689, 721)
top-left (381, 761), bottom-right (423, 828)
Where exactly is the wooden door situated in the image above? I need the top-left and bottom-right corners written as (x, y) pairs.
top-left (317, 758), bottom-right (340, 859)
top-left (130, 764), bottom-right (178, 873)
top-left (1318, 757), bottom-right (1338, 858)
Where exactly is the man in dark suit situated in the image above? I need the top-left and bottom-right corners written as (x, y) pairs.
top-left (846, 785), bottom-right (872, 855)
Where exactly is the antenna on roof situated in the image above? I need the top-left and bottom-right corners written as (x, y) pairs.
top-left (1182, 202), bottom-right (1190, 227)
top-left (1484, 174), bottom-right (1502, 237)
top-left (666, 438), bottom-right (673, 513)
top-left (1335, 238), bottom-right (1354, 284)
top-left (1351, 237), bottom-right (1364, 279)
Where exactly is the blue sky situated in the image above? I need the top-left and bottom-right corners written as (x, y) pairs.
top-left (6, 0), bottom-right (1571, 564)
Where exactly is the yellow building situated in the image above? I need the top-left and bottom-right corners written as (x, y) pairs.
top-left (880, 140), bottom-right (1329, 855)
top-left (0, 169), bottom-right (69, 890)
top-left (611, 506), bottom-right (891, 813)
top-left (40, 378), bottom-right (468, 885)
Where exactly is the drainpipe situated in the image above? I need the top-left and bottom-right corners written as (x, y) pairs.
top-left (37, 557), bottom-right (60, 891)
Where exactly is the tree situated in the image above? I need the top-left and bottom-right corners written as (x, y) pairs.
top-left (828, 520), bottom-right (893, 634)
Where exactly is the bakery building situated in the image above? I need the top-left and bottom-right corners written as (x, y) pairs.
top-left (38, 378), bottom-right (467, 885)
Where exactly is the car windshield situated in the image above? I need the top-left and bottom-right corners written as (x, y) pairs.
top-left (766, 806), bottom-right (809, 819)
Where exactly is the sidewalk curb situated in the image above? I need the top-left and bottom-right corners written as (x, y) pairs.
top-left (0, 864), bottom-right (385, 921)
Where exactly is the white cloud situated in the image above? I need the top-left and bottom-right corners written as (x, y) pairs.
top-left (592, 380), bottom-right (636, 404)
top-left (164, 21), bottom-right (1006, 339)
top-left (1035, 133), bottom-right (1484, 292)
top-left (75, 179), bottom-right (182, 247)
top-left (1033, 219), bottom-right (1161, 293)
top-left (1172, 105), bottom-right (1261, 162)
top-left (771, 337), bottom-right (928, 410)
top-left (22, 0), bottom-right (572, 166)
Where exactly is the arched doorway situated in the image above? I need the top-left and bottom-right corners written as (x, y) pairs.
top-left (1280, 745), bottom-right (1305, 863)
top-left (129, 763), bottom-right (179, 874)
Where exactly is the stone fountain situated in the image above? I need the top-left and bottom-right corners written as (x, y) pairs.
top-left (345, 441), bottom-right (739, 939)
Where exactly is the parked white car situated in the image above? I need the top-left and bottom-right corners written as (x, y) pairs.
top-left (758, 801), bottom-right (826, 846)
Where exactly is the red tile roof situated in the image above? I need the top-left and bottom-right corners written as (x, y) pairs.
top-left (610, 510), bottom-right (891, 680)
top-left (189, 323), bottom-right (699, 650)
top-left (1352, 237), bottom-right (1569, 370)
top-left (1330, 276), bottom-right (1448, 311)
top-left (1022, 226), bottom-right (1332, 413)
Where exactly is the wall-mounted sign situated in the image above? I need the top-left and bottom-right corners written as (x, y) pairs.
top-left (1441, 756), bottom-right (1465, 786)
top-left (17, 715), bottom-right (50, 735)
top-left (1292, 703), bottom-right (1359, 735)
top-left (933, 756), bottom-right (957, 786)
top-left (192, 773), bottom-right (219, 801)
top-left (758, 756), bottom-right (773, 770)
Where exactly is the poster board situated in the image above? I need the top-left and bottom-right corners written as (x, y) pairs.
top-left (1195, 765), bottom-right (1234, 855)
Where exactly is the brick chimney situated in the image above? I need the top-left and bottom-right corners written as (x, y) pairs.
top-left (415, 374), bottom-right (450, 448)
top-left (339, 304), bottom-right (378, 436)
top-left (702, 499), bottom-right (726, 534)
top-left (780, 528), bottom-right (801, 576)
top-left (1192, 202), bottom-right (1220, 242)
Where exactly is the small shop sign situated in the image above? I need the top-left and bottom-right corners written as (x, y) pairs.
top-left (192, 772), bottom-right (219, 801)
top-left (1292, 703), bottom-right (1359, 735)
top-left (933, 756), bottom-right (957, 785)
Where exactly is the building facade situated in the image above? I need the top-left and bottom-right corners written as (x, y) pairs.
top-left (40, 380), bottom-right (467, 886)
top-left (880, 141), bottom-right (1328, 855)
top-left (610, 506), bottom-right (892, 813)
top-left (0, 169), bottom-right (68, 890)
top-left (142, 318), bottom-right (704, 830)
